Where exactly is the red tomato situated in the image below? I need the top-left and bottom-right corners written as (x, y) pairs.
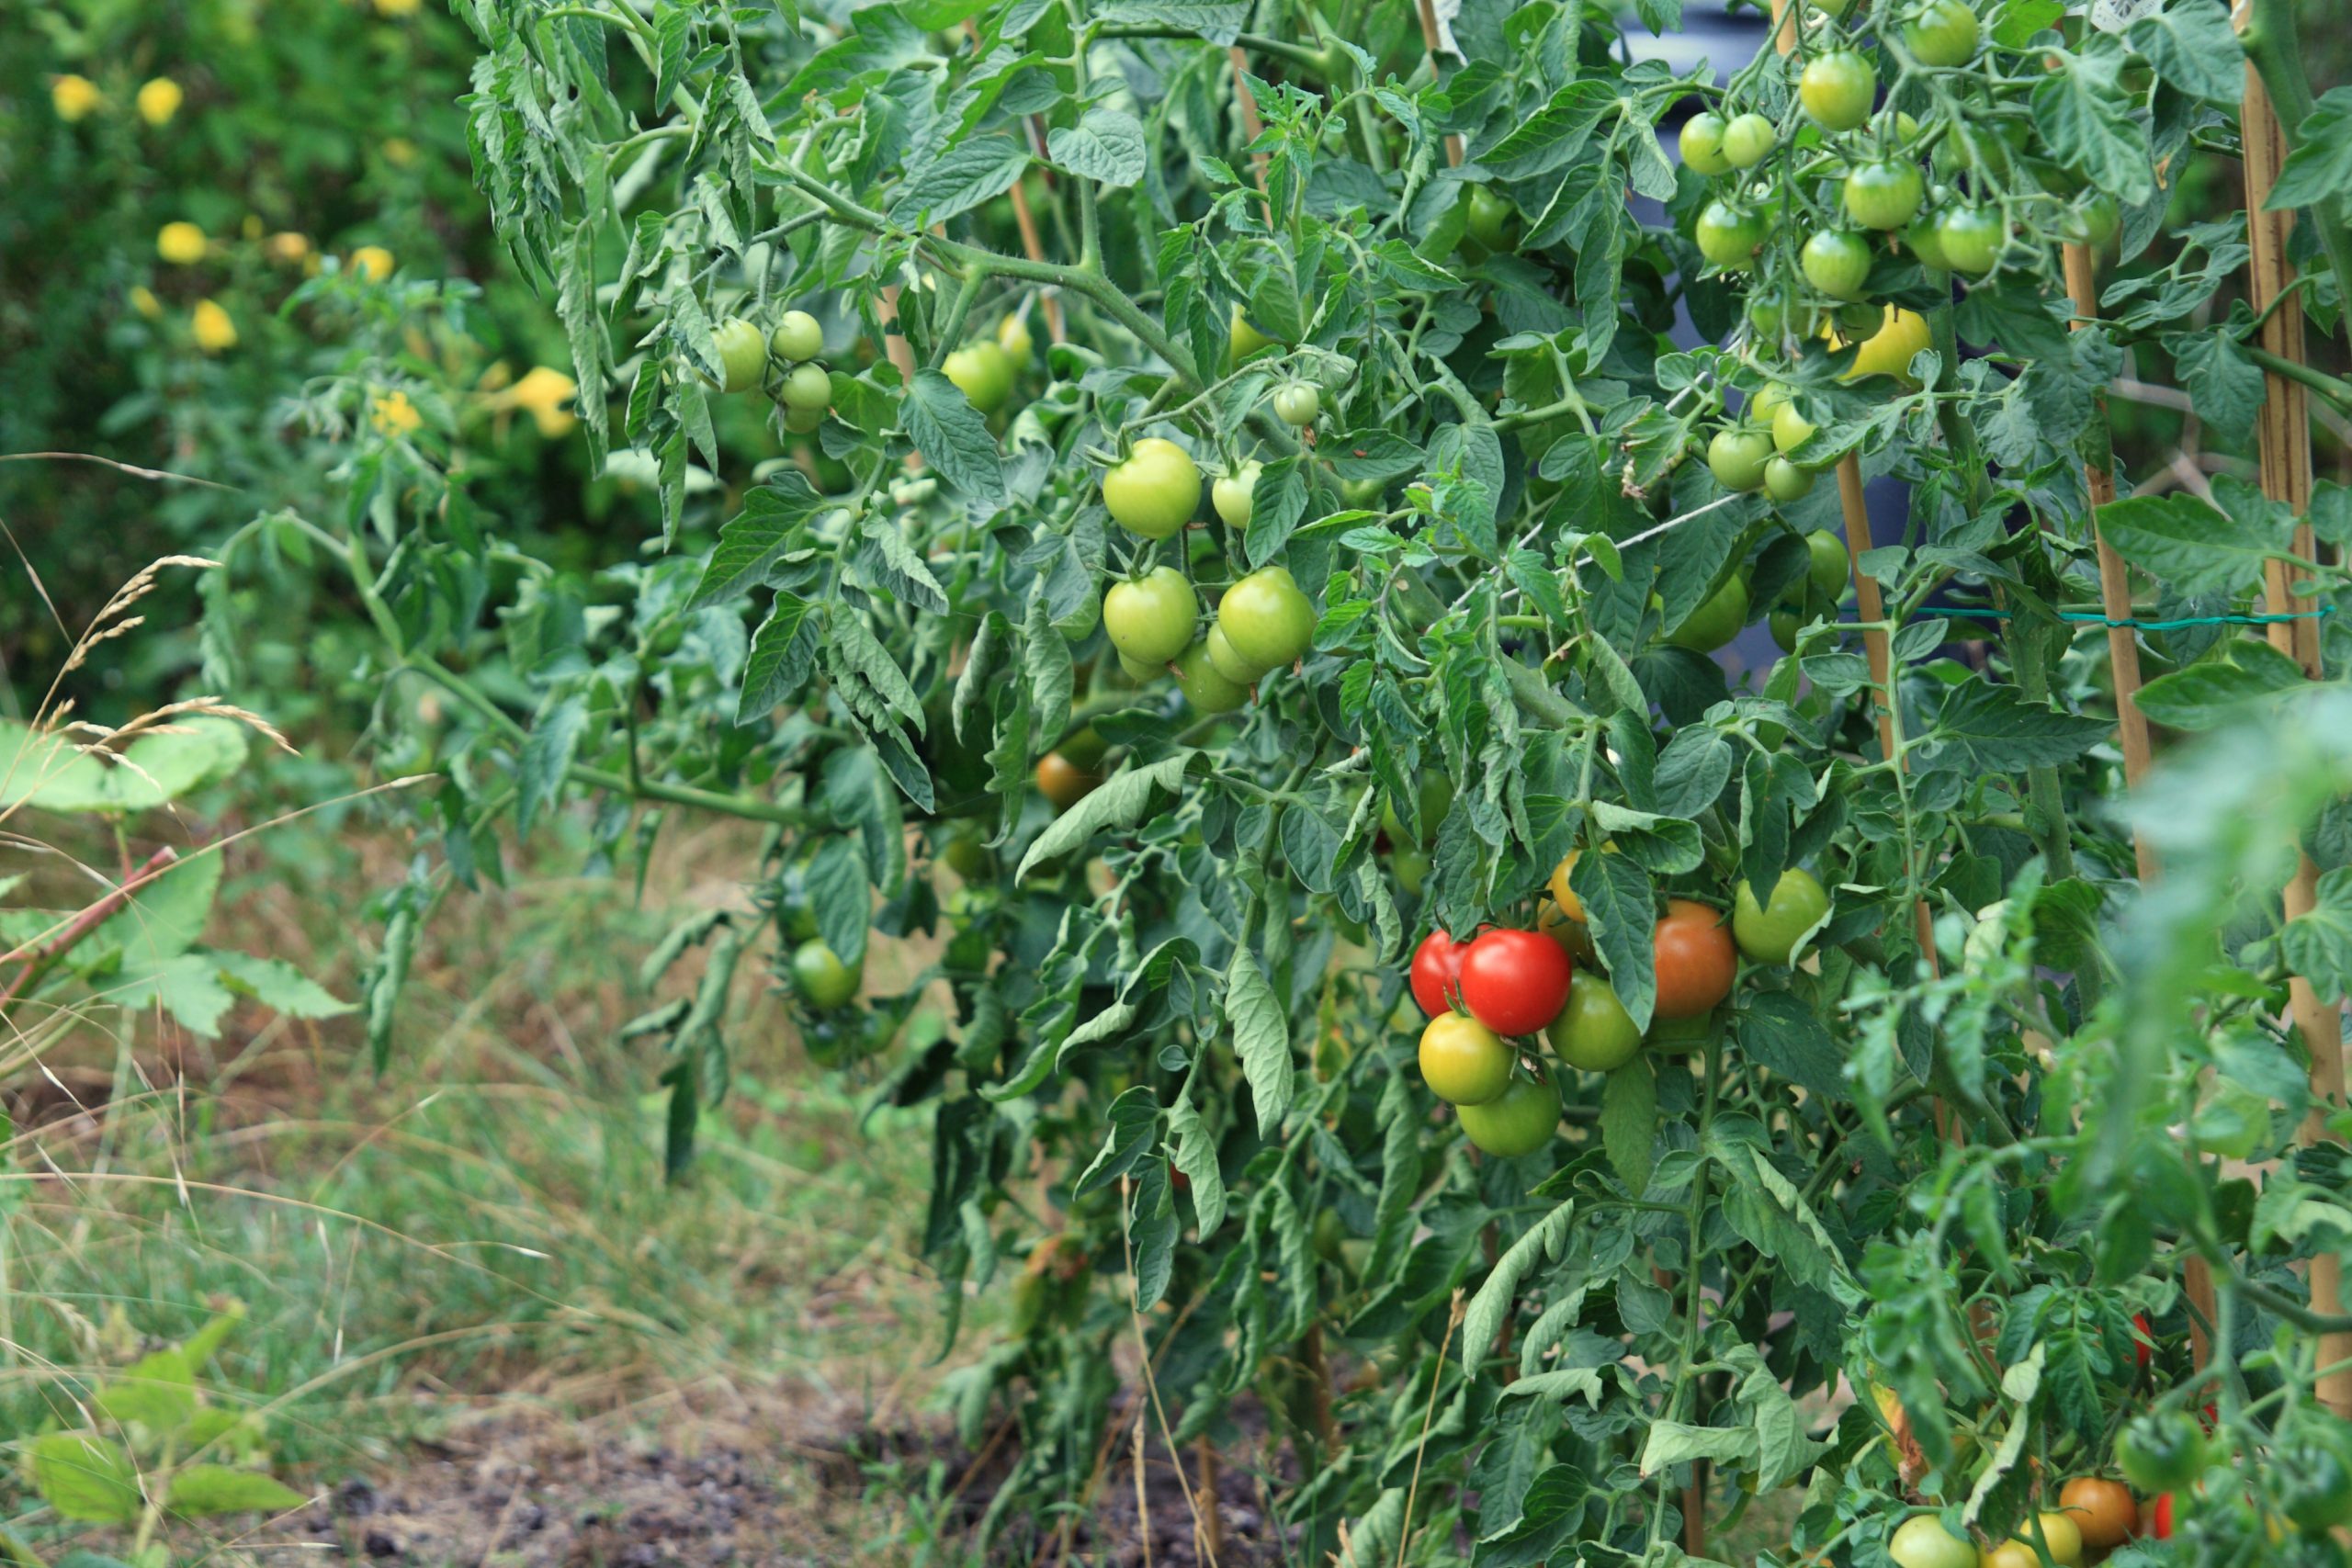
top-left (1653, 898), bottom-right (1736, 1019)
top-left (1410, 931), bottom-right (1466, 1018)
top-left (2132, 1310), bottom-right (2153, 1370)
top-left (2151, 1493), bottom-right (2174, 1540)
top-left (1456, 928), bottom-right (1574, 1035)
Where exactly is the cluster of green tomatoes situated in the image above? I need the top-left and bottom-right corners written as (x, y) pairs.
top-left (707, 306), bottom-right (836, 431)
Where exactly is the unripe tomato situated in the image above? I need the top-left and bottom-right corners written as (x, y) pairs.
top-left (1272, 383), bottom-right (1320, 425)
top-left (1843, 160), bottom-right (1925, 231)
top-left (1707, 427), bottom-right (1775, 492)
top-left (1419, 1010), bottom-right (1511, 1104)
top-left (1410, 930), bottom-right (1466, 1017)
top-left (1935, 204), bottom-right (2007, 276)
top-left (1103, 567), bottom-right (1199, 665)
top-left (1770, 607), bottom-right (1806, 651)
top-left (779, 361), bottom-right (833, 412)
top-left (1804, 530), bottom-right (1849, 601)
top-left (1668, 575), bottom-right (1750, 652)
top-left (1679, 111), bottom-right (1733, 175)
top-left (1902, 210), bottom-right (1952, 271)
top-left (1456, 1071), bottom-right (1562, 1156)
top-left (1695, 201), bottom-right (1769, 269)
top-left (1902, 0), bottom-right (1981, 66)
top-left (1173, 637), bottom-right (1250, 713)
top-left (1205, 622), bottom-right (1265, 683)
top-left (1800, 229), bottom-right (1874, 300)
top-left (1722, 112), bottom-right (1777, 168)
top-left (1799, 51), bottom-right (1877, 131)
top-left (944, 341), bottom-right (1014, 412)
top-left (1764, 456), bottom-right (1815, 502)
top-left (1457, 928), bottom-right (1574, 1036)
top-left (996, 310), bottom-right (1035, 369)
top-left (1212, 460), bottom-right (1261, 527)
top-left (783, 401), bottom-right (827, 434)
top-left (1547, 979), bottom-right (1643, 1071)
top-left (1748, 294), bottom-right (1788, 339)
top-left (1653, 899), bottom-right (1736, 1019)
top-left (1888, 1515), bottom-right (1977, 1568)
top-left (771, 310), bottom-right (823, 364)
top-left (1772, 401), bottom-right (1818, 457)
top-left (1218, 566), bottom-right (1316, 671)
top-left (1732, 868), bottom-right (1830, 964)
top-left (711, 317), bottom-right (768, 393)
top-left (1385, 775), bottom-right (1455, 847)
top-left (2279, 1448), bottom-right (2352, 1532)
top-left (1117, 650), bottom-right (1163, 682)
top-left (1464, 186), bottom-right (1520, 251)
top-left (1229, 307), bottom-right (1275, 362)
top-left (2060, 192), bottom-right (2120, 248)
top-left (1840, 307), bottom-right (1932, 387)
top-left (1536, 899), bottom-right (1595, 961)
top-left (1547, 849), bottom-right (1589, 921)
top-left (1104, 438), bottom-right (1202, 539)
top-left (2059, 1477), bottom-right (2139, 1552)
top-left (941, 830), bottom-right (989, 881)
top-left (2118, 1412), bottom-right (2206, 1495)
top-left (1986, 1514), bottom-right (2080, 1568)
top-left (790, 939), bottom-right (862, 1009)
top-left (1036, 751), bottom-right (1102, 812)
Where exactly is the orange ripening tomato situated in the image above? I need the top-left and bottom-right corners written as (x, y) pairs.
top-left (1652, 899), bottom-right (1736, 1019)
top-left (2059, 1476), bottom-right (2139, 1551)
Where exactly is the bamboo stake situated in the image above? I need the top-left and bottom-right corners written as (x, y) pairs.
top-left (2233, 5), bottom-right (2350, 1417)
top-left (1412, 0), bottom-right (1465, 168)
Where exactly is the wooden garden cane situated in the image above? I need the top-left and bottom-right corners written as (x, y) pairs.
top-left (2231, 6), bottom-right (2352, 1416)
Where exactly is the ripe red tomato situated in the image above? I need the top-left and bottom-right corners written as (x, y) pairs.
top-left (1410, 930), bottom-right (1466, 1017)
top-left (2149, 1493), bottom-right (2174, 1541)
top-left (2132, 1310), bottom-right (2154, 1369)
top-left (1455, 1071), bottom-right (1561, 1156)
top-left (1456, 928), bottom-right (1574, 1035)
top-left (1653, 899), bottom-right (1736, 1019)
top-left (1419, 1010), bottom-right (1511, 1105)
top-left (2059, 1476), bottom-right (2139, 1551)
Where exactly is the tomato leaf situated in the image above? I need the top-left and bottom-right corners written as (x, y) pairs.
top-left (1223, 948), bottom-right (1295, 1131)
top-left (1571, 849), bottom-right (1657, 1030)
top-left (2098, 491), bottom-right (2294, 597)
top-left (1462, 1197), bottom-right (1576, 1373)
top-left (899, 369), bottom-right (1008, 513)
top-left (1600, 1057), bottom-right (1657, 1194)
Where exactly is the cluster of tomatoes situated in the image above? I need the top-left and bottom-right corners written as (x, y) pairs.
top-left (943, 310), bottom-right (1036, 414)
top-left (1408, 849), bottom-right (1831, 1155)
top-left (707, 306), bottom-right (836, 432)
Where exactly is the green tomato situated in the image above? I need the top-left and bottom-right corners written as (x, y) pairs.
top-left (1272, 383), bottom-right (1321, 425)
top-left (1212, 460), bottom-right (1261, 527)
top-left (1902, 210), bottom-right (1952, 271)
top-left (2117, 1412), bottom-right (2207, 1495)
top-left (1103, 566), bottom-right (1199, 665)
top-left (1889, 1516), bottom-right (1980, 1568)
top-left (2278, 1448), bottom-right (2352, 1533)
top-left (1455, 1072), bottom-right (1562, 1157)
top-left (1772, 400), bottom-right (1818, 457)
top-left (1118, 650), bottom-right (1164, 682)
top-left (1764, 455), bottom-right (1815, 502)
top-left (1799, 51), bottom-right (1877, 132)
top-left (1721, 112), bottom-right (1777, 169)
top-left (1707, 426), bottom-right (1775, 492)
top-left (1732, 868), bottom-right (1830, 964)
top-left (1464, 185), bottom-right (1519, 251)
top-left (940, 830), bottom-right (989, 881)
top-left (1104, 437), bottom-right (1202, 539)
top-left (1340, 474), bottom-right (1385, 507)
top-left (1394, 846), bottom-right (1430, 896)
top-left (1229, 307), bottom-right (1275, 363)
top-left (1800, 229), bottom-right (1874, 301)
top-left (1546, 980), bottom-right (1644, 1072)
top-left (779, 361), bottom-right (833, 412)
top-left (1218, 566), bottom-right (1316, 671)
top-left (1382, 774), bottom-right (1455, 845)
top-left (1804, 529), bottom-right (1849, 602)
top-left (790, 939), bottom-right (862, 1010)
top-left (1769, 607), bottom-right (1804, 651)
top-left (1694, 201), bottom-right (1769, 269)
top-left (1936, 204), bottom-right (2007, 276)
top-left (1747, 294), bottom-right (1789, 339)
top-left (2061, 192), bottom-right (2121, 248)
top-left (1844, 160), bottom-right (1925, 231)
top-left (1173, 637), bottom-right (1250, 713)
top-left (996, 310), bottom-right (1035, 369)
top-left (944, 341), bottom-right (1014, 412)
top-left (770, 310), bottom-right (823, 365)
top-left (1205, 622), bottom-right (1266, 684)
top-left (1901, 0), bottom-right (1980, 66)
top-left (782, 401), bottom-right (827, 434)
top-left (711, 316), bottom-right (768, 393)
top-left (1419, 1012), bottom-right (1511, 1105)
top-left (1679, 111), bottom-right (1733, 175)
top-left (1668, 575), bottom-right (1750, 653)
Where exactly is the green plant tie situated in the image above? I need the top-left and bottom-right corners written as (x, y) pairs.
top-left (1928, 604), bottom-right (2338, 633)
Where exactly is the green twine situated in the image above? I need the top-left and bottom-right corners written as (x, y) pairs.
top-left (1932, 604), bottom-right (2338, 633)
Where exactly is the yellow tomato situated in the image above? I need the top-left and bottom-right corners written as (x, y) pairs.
top-left (191, 299), bottom-right (238, 353)
top-left (1837, 307), bottom-right (1932, 388)
top-left (369, 390), bottom-right (423, 436)
top-left (350, 245), bottom-right (397, 282)
top-left (373, 0), bottom-right (422, 14)
top-left (136, 77), bottom-right (182, 126)
top-left (509, 367), bottom-right (578, 436)
top-left (266, 231), bottom-right (312, 265)
top-left (157, 221), bottom-right (208, 265)
top-left (381, 136), bottom-right (418, 167)
top-left (51, 74), bottom-right (101, 121)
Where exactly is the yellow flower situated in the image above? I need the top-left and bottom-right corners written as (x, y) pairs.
top-left (136, 77), bottom-right (182, 126)
top-left (51, 74), bottom-right (101, 121)
top-left (130, 286), bottom-right (164, 321)
top-left (372, 0), bottom-right (422, 14)
top-left (381, 136), bottom-right (417, 167)
top-left (157, 221), bottom-right (208, 265)
top-left (266, 231), bottom-right (311, 265)
top-left (349, 244), bottom-right (396, 282)
top-left (510, 367), bottom-right (578, 437)
top-left (191, 299), bottom-right (238, 353)
top-left (370, 389), bottom-right (423, 436)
